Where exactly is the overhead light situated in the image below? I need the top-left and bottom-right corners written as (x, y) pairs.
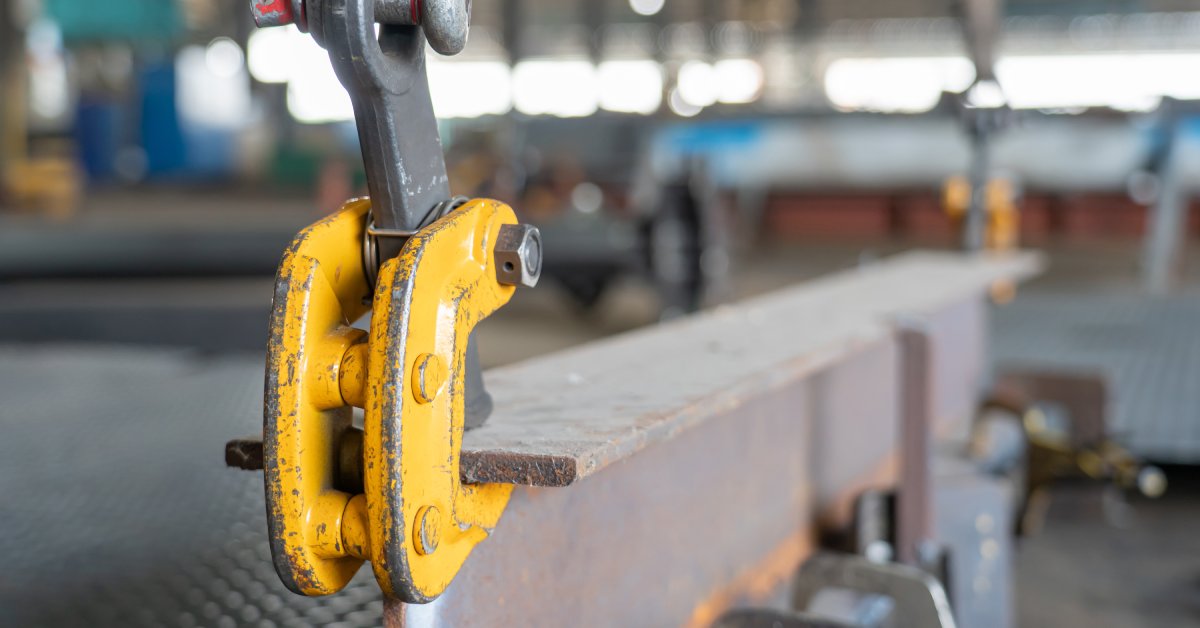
top-left (630, 0), bottom-right (665, 17)
top-left (996, 53), bottom-right (1200, 112)
top-left (677, 61), bottom-right (717, 107)
top-left (824, 52), bottom-right (1200, 114)
top-left (25, 18), bottom-right (69, 122)
top-left (668, 87), bottom-right (702, 117)
top-left (286, 62), bottom-right (353, 123)
top-left (599, 60), bottom-right (663, 114)
top-left (205, 37), bottom-right (245, 79)
top-left (513, 60), bottom-right (599, 117)
top-left (249, 23), bottom-right (351, 124)
top-left (824, 56), bottom-right (974, 113)
top-left (177, 45), bottom-right (252, 128)
top-left (965, 79), bottom-right (1006, 109)
top-left (247, 26), bottom-right (302, 84)
top-left (427, 59), bottom-right (512, 118)
top-left (714, 58), bottom-right (763, 104)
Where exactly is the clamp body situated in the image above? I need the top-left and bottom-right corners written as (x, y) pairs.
top-left (263, 198), bottom-right (537, 600)
top-left (245, 0), bottom-right (538, 602)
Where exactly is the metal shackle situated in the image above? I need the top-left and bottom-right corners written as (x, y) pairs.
top-left (251, 0), bottom-right (472, 56)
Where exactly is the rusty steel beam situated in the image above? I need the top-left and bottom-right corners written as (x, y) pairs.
top-left (461, 252), bottom-right (1042, 487)
top-left (383, 251), bottom-right (1040, 625)
top-left (895, 321), bottom-right (935, 565)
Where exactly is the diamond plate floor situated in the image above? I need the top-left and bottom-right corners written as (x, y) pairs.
top-left (0, 346), bottom-right (385, 627)
top-left (992, 290), bottom-right (1200, 463)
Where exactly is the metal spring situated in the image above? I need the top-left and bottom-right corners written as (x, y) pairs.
top-left (361, 196), bottom-right (471, 289)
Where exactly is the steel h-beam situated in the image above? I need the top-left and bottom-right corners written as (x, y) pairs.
top-left (378, 251), bottom-right (1040, 625)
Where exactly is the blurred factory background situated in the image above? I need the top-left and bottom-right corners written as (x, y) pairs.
top-left (3, 0), bottom-right (1200, 627)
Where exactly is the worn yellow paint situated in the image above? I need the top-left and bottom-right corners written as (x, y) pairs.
top-left (264, 196), bottom-right (517, 601)
top-left (263, 198), bottom-right (374, 596)
top-left (364, 198), bottom-right (516, 602)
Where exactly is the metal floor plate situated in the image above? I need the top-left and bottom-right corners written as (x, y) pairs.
top-left (991, 290), bottom-right (1200, 463)
top-left (0, 346), bottom-right (384, 627)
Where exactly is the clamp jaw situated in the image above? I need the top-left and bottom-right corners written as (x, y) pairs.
top-left (261, 197), bottom-right (539, 601)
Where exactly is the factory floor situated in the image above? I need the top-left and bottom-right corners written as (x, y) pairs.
top-left (1014, 471), bottom-right (1200, 628)
top-left (2, 191), bottom-right (1199, 626)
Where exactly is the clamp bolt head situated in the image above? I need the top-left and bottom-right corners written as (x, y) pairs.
top-left (494, 223), bottom-right (542, 288)
top-left (411, 353), bottom-right (446, 404)
top-left (414, 505), bottom-right (442, 555)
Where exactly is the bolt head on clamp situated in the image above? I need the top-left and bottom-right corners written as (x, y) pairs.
top-left (494, 223), bottom-right (542, 288)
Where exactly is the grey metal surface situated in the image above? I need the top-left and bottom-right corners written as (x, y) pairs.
top-left (1014, 474), bottom-right (1200, 628)
top-left (0, 251), bottom-right (1035, 625)
top-left (408, 378), bottom-right (819, 628)
top-left (895, 323), bottom-right (934, 565)
top-left (991, 290), bottom-right (1200, 462)
top-left (0, 346), bottom-right (386, 627)
top-left (0, 337), bottom-right (896, 627)
top-left (464, 251), bottom-right (1040, 487)
top-left (394, 254), bottom-right (1020, 625)
top-left (0, 279), bottom-right (274, 352)
top-left (792, 553), bottom-right (957, 628)
top-left (0, 339), bottom-right (901, 627)
top-left (932, 454), bottom-right (1016, 628)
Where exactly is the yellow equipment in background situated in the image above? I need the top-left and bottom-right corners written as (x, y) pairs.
top-left (943, 175), bottom-right (1019, 252)
top-left (944, 175), bottom-right (1020, 303)
top-left (1, 29), bottom-right (80, 219)
top-left (3, 153), bottom-right (81, 219)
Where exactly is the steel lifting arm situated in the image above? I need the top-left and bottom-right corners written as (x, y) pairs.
top-left (233, 0), bottom-right (544, 603)
top-left (253, 0), bottom-right (470, 260)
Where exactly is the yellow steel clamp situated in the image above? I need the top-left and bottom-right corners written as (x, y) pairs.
top-left (262, 197), bottom-right (530, 601)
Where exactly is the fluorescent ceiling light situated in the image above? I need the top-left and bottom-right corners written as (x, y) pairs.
top-left (997, 53), bottom-right (1200, 112)
top-left (824, 56), bottom-right (975, 113)
top-left (629, 0), bottom-right (665, 17)
top-left (668, 87), bottom-right (702, 117)
top-left (599, 60), bottom-right (663, 114)
top-left (714, 58), bottom-right (763, 104)
top-left (205, 37), bottom-right (244, 79)
top-left (177, 44), bottom-right (252, 128)
top-left (428, 59), bottom-right (512, 118)
top-left (287, 62), bottom-right (354, 124)
top-left (965, 79), bottom-right (1006, 109)
top-left (513, 60), bottom-right (599, 117)
top-left (247, 26), bottom-right (302, 84)
top-left (824, 52), bottom-right (1200, 114)
top-left (677, 61), bottom-right (717, 108)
